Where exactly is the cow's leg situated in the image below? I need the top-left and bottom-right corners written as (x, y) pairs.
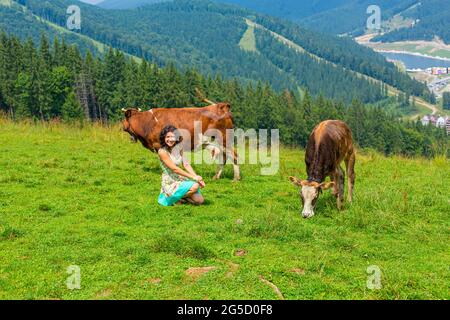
top-left (230, 148), bottom-right (240, 182)
top-left (346, 151), bottom-right (356, 203)
top-left (331, 173), bottom-right (338, 197)
top-left (331, 168), bottom-right (339, 197)
top-left (213, 146), bottom-right (240, 182)
top-left (213, 148), bottom-right (240, 181)
top-left (333, 166), bottom-right (345, 210)
top-left (201, 138), bottom-right (225, 180)
top-left (338, 166), bottom-right (345, 209)
top-left (213, 150), bottom-right (226, 180)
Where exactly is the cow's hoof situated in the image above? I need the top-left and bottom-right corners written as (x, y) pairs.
top-left (212, 175), bottom-right (220, 180)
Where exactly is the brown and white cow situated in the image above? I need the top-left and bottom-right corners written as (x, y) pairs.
top-left (289, 120), bottom-right (355, 218)
top-left (122, 103), bottom-right (240, 181)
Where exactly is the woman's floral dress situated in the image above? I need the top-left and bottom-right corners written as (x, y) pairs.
top-left (157, 145), bottom-right (199, 206)
top-left (159, 145), bottom-right (187, 197)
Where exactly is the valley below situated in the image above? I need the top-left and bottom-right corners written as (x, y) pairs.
top-left (356, 36), bottom-right (450, 61)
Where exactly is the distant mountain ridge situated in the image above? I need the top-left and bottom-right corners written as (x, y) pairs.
top-left (215, 0), bottom-right (421, 36)
top-left (93, 0), bottom-right (450, 44)
top-left (1, 0), bottom-right (431, 104)
top-left (218, 0), bottom-right (450, 44)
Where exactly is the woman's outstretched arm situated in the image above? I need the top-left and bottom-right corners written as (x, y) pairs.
top-left (182, 151), bottom-right (196, 176)
top-left (182, 151), bottom-right (205, 188)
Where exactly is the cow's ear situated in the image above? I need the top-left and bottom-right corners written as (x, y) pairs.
top-left (320, 182), bottom-right (334, 190)
top-left (289, 176), bottom-right (304, 187)
top-left (178, 136), bottom-right (184, 143)
top-left (125, 110), bottom-right (133, 119)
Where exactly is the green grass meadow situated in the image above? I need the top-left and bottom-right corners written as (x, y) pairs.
top-left (0, 119), bottom-right (449, 300)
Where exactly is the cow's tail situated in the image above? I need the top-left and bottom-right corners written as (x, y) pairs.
top-left (195, 87), bottom-right (217, 105)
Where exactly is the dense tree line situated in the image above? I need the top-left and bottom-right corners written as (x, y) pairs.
top-left (255, 30), bottom-right (385, 103)
top-left (254, 13), bottom-right (431, 100)
top-left (443, 93), bottom-right (450, 110)
top-left (0, 34), bottom-right (447, 158)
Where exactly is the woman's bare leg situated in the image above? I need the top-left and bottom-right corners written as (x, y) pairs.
top-left (183, 183), bottom-right (204, 205)
top-left (186, 193), bottom-right (204, 205)
top-left (182, 183), bottom-right (205, 205)
top-left (184, 183), bottom-right (199, 197)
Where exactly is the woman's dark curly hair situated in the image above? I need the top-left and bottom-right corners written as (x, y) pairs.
top-left (159, 125), bottom-right (183, 149)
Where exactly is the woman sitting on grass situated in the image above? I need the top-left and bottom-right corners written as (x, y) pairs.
top-left (157, 125), bottom-right (205, 206)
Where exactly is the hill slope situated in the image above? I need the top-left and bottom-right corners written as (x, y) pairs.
top-left (216, 0), bottom-right (418, 36)
top-left (0, 119), bottom-right (448, 299)
top-left (97, 0), bottom-right (167, 9)
top-left (94, 0), bottom-right (450, 44)
top-left (4, 0), bottom-right (430, 103)
top-left (0, 0), bottom-right (104, 55)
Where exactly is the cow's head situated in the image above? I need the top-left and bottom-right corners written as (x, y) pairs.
top-left (121, 108), bottom-right (141, 142)
top-left (289, 177), bottom-right (334, 218)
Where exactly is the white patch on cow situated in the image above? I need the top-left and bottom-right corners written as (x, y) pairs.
top-left (301, 185), bottom-right (318, 218)
top-left (200, 135), bottom-right (222, 161)
top-left (205, 144), bottom-right (221, 160)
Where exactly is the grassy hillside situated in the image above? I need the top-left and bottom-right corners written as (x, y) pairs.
top-left (0, 119), bottom-right (448, 299)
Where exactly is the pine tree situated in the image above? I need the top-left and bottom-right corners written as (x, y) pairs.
top-left (1, 35), bottom-right (23, 116)
top-left (37, 36), bottom-right (53, 120)
top-left (156, 62), bottom-right (188, 108)
top-left (40, 34), bottom-right (52, 67)
top-left (14, 72), bottom-right (33, 118)
top-left (49, 66), bottom-right (72, 118)
top-left (443, 92), bottom-right (450, 110)
top-left (183, 68), bottom-right (203, 107)
top-left (62, 90), bottom-right (84, 123)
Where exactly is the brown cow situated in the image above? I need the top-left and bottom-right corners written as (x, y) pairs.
top-left (289, 120), bottom-right (355, 218)
top-left (122, 103), bottom-right (241, 181)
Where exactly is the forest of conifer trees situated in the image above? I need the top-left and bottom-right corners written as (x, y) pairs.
top-left (0, 34), bottom-right (447, 158)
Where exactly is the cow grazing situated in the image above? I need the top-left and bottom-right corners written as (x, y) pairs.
top-left (289, 120), bottom-right (355, 218)
top-left (122, 103), bottom-right (241, 181)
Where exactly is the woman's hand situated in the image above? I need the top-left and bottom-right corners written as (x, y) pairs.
top-left (194, 175), bottom-right (206, 188)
